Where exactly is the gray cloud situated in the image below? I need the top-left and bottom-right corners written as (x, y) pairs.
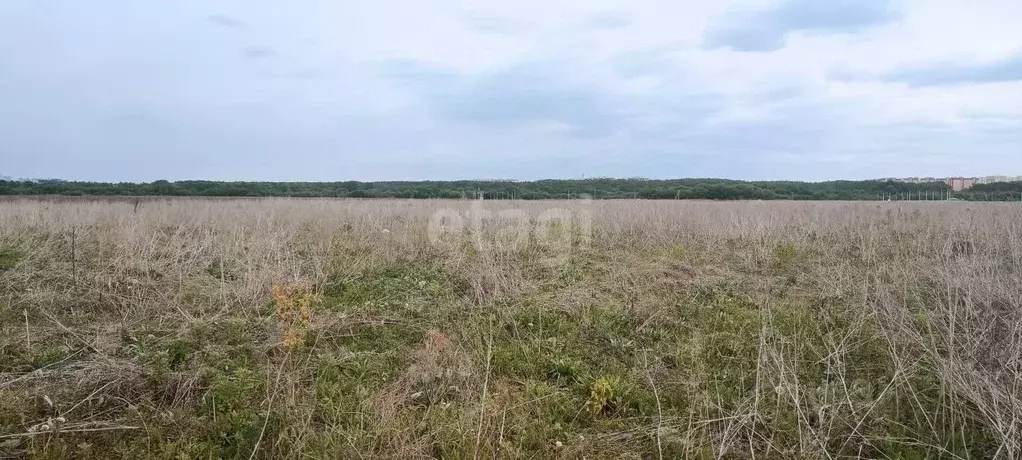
top-left (611, 44), bottom-right (684, 78)
top-left (376, 60), bottom-right (460, 89)
top-left (884, 55), bottom-right (1022, 87)
top-left (378, 59), bottom-right (626, 137)
top-left (584, 10), bottom-right (633, 30)
top-left (704, 0), bottom-right (899, 52)
top-left (374, 55), bottom-right (843, 175)
top-left (207, 14), bottom-right (247, 30)
top-left (241, 46), bottom-right (274, 60)
top-left (461, 13), bottom-right (532, 34)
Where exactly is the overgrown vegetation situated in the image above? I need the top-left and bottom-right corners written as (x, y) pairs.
top-left (2, 199), bottom-right (1021, 458)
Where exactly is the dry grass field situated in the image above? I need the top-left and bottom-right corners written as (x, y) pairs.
top-left (2, 198), bottom-right (1022, 459)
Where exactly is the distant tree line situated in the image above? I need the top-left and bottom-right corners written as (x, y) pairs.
top-left (1, 178), bottom-right (1021, 201)
top-left (956, 182), bottom-right (1022, 201)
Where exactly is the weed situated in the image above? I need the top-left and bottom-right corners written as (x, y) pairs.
top-left (774, 242), bottom-right (799, 269)
top-left (586, 375), bottom-right (628, 416)
top-left (273, 283), bottom-right (318, 349)
top-left (548, 358), bottom-right (585, 385)
top-left (0, 248), bottom-right (20, 270)
top-left (1, 199), bottom-right (1020, 459)
top-left (670, 244), bottom-right (687, 260)
top-left (205, 259), bottom-right (237, 281)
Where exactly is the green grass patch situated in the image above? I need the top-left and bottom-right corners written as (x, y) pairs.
top-left (0, 248), bottom-right (21, 271)
top-left (320, 264), bottom-right (465, 315)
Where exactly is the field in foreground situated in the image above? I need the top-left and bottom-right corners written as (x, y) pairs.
top-left (2, 199), bottom-right (1021, 459)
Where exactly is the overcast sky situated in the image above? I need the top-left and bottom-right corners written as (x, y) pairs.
top-left (2, 0), bottom-right (1021, 182)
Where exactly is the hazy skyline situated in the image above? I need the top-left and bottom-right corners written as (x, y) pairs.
top-left (2, 0), bottom-right (1021, 182)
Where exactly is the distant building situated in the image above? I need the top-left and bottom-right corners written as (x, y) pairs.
top-left (945, 177), bottom-right (978, 191)
top-left (884, 177), bottom-right (943, 184)
top-left (884, 176), bottom-right (988, 191)
top-left (977, 175), bottom-right (1022, 184)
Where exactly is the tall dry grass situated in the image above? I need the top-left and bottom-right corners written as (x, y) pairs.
top-left (1, 198), bottom-right (1021, 458)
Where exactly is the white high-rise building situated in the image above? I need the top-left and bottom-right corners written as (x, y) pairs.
top-left (978, 175), bottom-right (1022, 184)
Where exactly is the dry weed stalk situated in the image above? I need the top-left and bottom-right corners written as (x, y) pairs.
top-left (0, 197), bottom-right (1020, 458)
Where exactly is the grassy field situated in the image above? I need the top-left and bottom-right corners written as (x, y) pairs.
top-left (2, 198), bottom-right (1021, 459)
